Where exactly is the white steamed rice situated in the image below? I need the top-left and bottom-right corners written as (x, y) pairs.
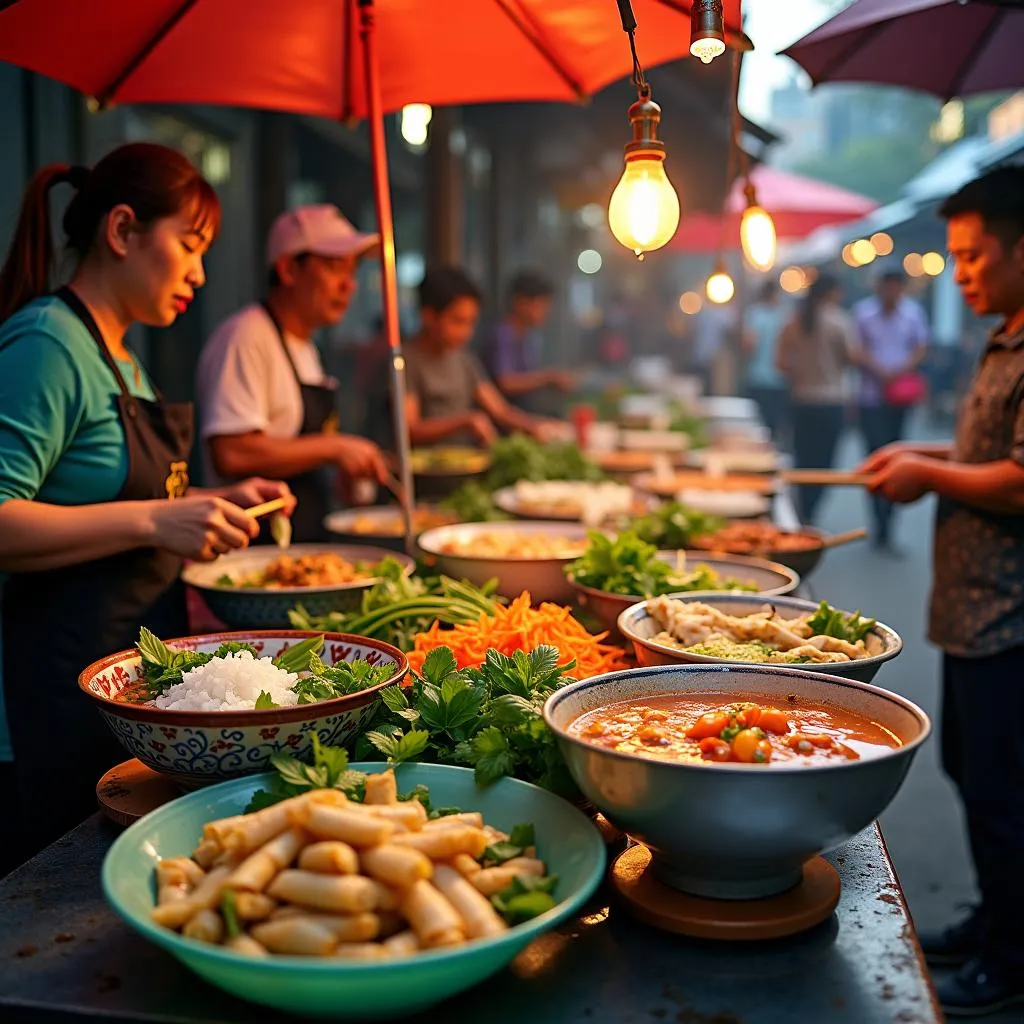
top-left (153, 650), bottom-right (299, 711)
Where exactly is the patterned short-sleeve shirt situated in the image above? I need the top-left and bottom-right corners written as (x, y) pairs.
top-left (928, 322), bottom-right (1024, 657)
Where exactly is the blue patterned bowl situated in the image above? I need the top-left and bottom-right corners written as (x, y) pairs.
top-left (181, 544), bottom-right (416, 629)
top-left (78, 631), bottom-right (407, 787)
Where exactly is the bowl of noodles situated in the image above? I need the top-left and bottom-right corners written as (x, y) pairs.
top-left (181, 545), bottom-right (416, 629)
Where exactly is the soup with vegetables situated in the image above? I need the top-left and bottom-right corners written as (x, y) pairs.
top-left (570, 693), bottom-right (902, 766)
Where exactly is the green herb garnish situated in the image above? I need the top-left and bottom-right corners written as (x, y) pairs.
top-left (806, 601), bottom-right (876, 644)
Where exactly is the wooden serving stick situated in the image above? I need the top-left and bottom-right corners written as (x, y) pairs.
top-left (819, 527), bottom-right (869, 549)
top-left (244, 496), bottom-right (291, 519)
top-left (780, 470), bottom-right (872, 487)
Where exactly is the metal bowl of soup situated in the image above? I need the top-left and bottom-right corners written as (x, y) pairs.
top-left (544, 664), bottom-right (930, 900)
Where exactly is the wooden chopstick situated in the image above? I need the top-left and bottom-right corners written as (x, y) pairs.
top-left (820, 527), bottom-right (869, 549)
top-left (244, 496), bottom-right (290, 519)
top-left (781, 470), bottom-right (872, 487)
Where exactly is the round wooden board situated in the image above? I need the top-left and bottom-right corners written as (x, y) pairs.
top-left (611, 845), bottom-right (840, 941)
top-left (97, 759), bottom-right (182, 828)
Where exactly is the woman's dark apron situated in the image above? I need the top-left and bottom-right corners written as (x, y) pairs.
top-left (2, 287), bottom-right (193, 853)
top-left (261, 304), bottom-right (339, 543)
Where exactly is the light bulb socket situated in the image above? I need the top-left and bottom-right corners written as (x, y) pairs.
top-left (690, 0), bottom-right (725, 48)
top-left (624, 94), bottom-right (666, 158)
top-left (743, 180), bottom-right (758, 209)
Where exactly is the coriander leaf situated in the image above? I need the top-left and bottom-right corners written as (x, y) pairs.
top-left (421, 646), bottom-right (457, 684)
top-left (380, 685), bottom-right (410, 714)
top-left (365, 729), bottom-right (400, 759)
top-left (510, 823), bottom-right (535, 849)
top-left (269, 752), bottom-right (313, 790)
top-left (334, 769), bottom-right (367, 800)
top-left (137, 627), bottom-right (174, 668)
top-left (221, 891), bottom-right (241, 940)
top-left (311, 733), bottom-right (349, 786)
top-left (428, 806), bottom-right (463, 819)
top-left (466, 726), bottom-right (515, 786)
top-left (302, 763), bottom-right (329, 788)
top-left (213, 641), bottom-right (259, 659)
top-left (483, 841), bottom-right (523, 866)
top-left (254, 691), bottom-right (278, 710)
top-left (244, 787), bottom-right (287, 812)
top-left (392, 730), bottom-right (430, 763)
top-left (399, 783), bottom-right (432, 811)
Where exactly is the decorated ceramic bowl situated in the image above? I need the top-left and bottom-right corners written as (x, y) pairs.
top-left (79, 631), bottom-right (407, 787)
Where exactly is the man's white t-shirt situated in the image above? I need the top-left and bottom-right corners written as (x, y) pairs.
top-left (197, 303), bottom-right (329, 485)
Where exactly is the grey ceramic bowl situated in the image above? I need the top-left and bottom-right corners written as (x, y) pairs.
top-left (181, 544), bottom-right (415, 629)
top-left (618, 591), bottom-right (902, 684)
top-left (417, 521), bottom-right (593, 604)
top-left (569, 551), bottom-right (800, 639)
top-left (544, 663), bottom-right (930, 899)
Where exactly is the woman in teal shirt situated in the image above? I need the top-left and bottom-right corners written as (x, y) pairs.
top-left (0, 144), bottom-right (293, 855)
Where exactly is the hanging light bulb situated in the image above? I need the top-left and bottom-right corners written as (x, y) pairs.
top-left (706, 260), bottom-right (735, 304)
top-left (739, 180), bottom-right (776, 272)
top-left (400, 104), bottom-right (432, 147)
top-left (690, 0), bottom-right (726, 64)
top-left (608, 90), bottom-right (681, 257)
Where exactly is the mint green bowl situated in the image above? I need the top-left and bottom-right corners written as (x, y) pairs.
top-left (102, 763), bottom-right (606, 1019)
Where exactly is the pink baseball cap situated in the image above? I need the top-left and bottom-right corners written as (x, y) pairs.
top-left (266, 204), bottom-right (380, 266)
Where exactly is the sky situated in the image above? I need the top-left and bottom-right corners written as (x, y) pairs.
top-left (738, 0), bottom-right (842, 121)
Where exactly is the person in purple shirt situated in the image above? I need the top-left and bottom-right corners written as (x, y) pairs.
top-left (483, 270), bottom-right (574, 414)
top-left (852, 269), bottom-right (929, 551)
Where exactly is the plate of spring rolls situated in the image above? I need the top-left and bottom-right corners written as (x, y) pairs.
top-left (102, 763), bottom-right (606, 1019)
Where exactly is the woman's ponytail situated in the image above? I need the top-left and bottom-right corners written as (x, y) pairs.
top-left (0, 164), bottom-right (81, 322)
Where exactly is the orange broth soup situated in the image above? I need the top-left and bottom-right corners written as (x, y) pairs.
top-left (569, 692), bottom-right (902, 767)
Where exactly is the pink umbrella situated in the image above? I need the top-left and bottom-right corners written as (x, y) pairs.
top-left (782, 0), bottom-right (1024, 100)
top-left (668, 164), bottom-right (877, 253)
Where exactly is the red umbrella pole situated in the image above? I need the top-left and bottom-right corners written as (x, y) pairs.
top-left (358, 0), bottom-right (416, 554)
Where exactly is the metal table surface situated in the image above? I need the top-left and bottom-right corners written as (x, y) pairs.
top-left (0, 814), bottom-right (942, 1024)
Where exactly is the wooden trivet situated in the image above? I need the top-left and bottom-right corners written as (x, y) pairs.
top-left (611, 844), bottom-right (840, 941)
top-left (97, 759), bottom-right (182, 828)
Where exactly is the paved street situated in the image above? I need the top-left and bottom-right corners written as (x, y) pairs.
top-left (808, 414), bottom-right (1020, 1023)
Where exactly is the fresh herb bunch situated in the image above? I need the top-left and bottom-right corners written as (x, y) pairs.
top-left (136, 629), bottom-right (325, 698)
top-left (567, 530), bottom-right (757, 598)
top-left (807, 602), bottom-right (877, 644)
top-left (484, 434), bottom-right (604, 491)
top-left (666, 405), bottom-right (709, 449)
top-left (629, 502), bottom-right (725, 550)
top-left (356, 645), bottom-right (579, 799)
top-left (289, 559), bottom-right (501, 651)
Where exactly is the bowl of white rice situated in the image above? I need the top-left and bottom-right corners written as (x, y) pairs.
top-left (79, 630), bottom-right (408, 787)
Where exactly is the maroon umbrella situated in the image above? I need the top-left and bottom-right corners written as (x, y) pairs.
top-left (782, 0), bottom-right (1024, 100)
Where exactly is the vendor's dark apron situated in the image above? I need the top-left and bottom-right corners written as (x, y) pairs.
top-left (262, 304), bottom-right (338, 543)
top-left (2, 287), bottom-right (193, 853)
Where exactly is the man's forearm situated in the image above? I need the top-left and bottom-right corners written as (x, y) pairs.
top-left (905, 442), bottom-right (952, 460)
top-left (922, 458), bottom-right (1024, 514)
top-left (408, 414), bottom-right (475, 446)
top-left (208, 433), bottom-right (339, 480)
top-left (496, 371), bottom-right (556, 396)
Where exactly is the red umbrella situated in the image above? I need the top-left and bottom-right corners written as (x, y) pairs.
top-left (668, 164), bottom-right (877, 253)
top-left (781, 0), bottom-right (1024, 100)
top-left (0, 0), bottom-right (745, 117)
top-left (0, 0), bottom-right (747, 543)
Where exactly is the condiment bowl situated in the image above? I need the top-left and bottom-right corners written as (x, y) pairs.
top-left (79, 631), bottom-right (407, 787)
top-left (568, 552), bottom-right (800, 639)
top-left (544, 664), bottom-right (929, 899)
top-left (418, 521), bottom-right (594, 603)
top-left (618, 592), bottom-right (902, 684)
top-left (102, 764), bottom-right (606, 1019)
top-left (181, 544), bottom-right (415, 629)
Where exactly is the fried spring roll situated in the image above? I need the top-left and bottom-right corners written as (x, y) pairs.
top-left (299, 841), bottom-right (359, 876)
top-left (151, 866), bottom-right (233, 929)
top-left (423, 812), bottom-right (484, 831)
top-left (250, 917), bottom-right (337, 956)
top-left (382, 930), bottom-right (420, 957)
top-left (225, 933), bottom-right (270, 957)
top-left (392, 825), bottom-right (488, 860)
top-left (449, 853), bottom-right (483, 878)
top-left (371, 881), bottom-right (400, 912)
top-left (471, 859), bottom-right (545, 897)
top-left (333, 942), bottom-right (388, 960)
top-left (363, 770), bottom-right (398, 805)
top-left (193, 838), bottom-right (221, 869)
top-left (233, 892), bottom-right (277, 923)
top-left (158, 882), bottom-right (191, 906)
top-left (374, 910), bottom-right (405, 940)
top-left (157, 857), bottom-right (205, 889)
top-left (400, 879), bottom-right (466, 949)
top-left (226, 828), bottom-right (305, 892)
top-left (266, 870), bottom-right (379, 913)
top-left (182, 908), bottom-right (225, 944)
top-left (362, 802), bottom-right (427, 831)
top-left (205, 791), bottom-right (339, 857)
top-left (288, 912), bottom-right (380, 942)
top-left (433, 864), bottom-right (508, 939)
top-left (299, 803), bottom-right (394, 847)
top-left (359, 844), bottom-right (433, 889)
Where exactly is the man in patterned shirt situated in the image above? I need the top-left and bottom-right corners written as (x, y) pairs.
top-left (860, 166), bottom-right (1024, 1017)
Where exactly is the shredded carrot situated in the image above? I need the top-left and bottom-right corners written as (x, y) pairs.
top-left (405, 592), bottom-right (629, 678)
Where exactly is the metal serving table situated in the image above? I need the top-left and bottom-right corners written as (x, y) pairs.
top-left (0, 815), bottom-right (941, 1024)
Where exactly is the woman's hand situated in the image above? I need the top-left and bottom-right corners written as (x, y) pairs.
top-left (149, 496), bottom-right (258, 561)
top-left (218, 478), bottom-right (296, 516)
top-left (335, 436), bottom-right (390, 483)
top-left (866, 452), bottom-right (934, 505)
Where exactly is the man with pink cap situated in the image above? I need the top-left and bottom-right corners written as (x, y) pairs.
top-left (197, 204), bottom-right (388, 542)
